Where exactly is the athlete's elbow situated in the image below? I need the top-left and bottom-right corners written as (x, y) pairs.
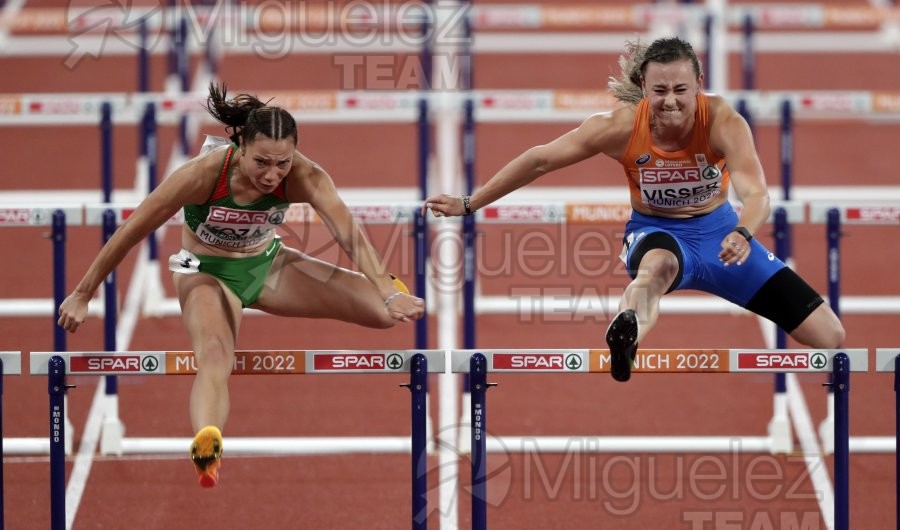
top-left (758, 194), bottom-right (771, 220)
top-left (526, 146), bottom-right (554, 176)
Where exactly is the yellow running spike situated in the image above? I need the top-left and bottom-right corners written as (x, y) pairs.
top-left (190, 426), bottom-right (223, 488)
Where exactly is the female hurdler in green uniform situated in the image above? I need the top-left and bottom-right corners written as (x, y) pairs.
top-left (58, 84), bottom-right (425, 487)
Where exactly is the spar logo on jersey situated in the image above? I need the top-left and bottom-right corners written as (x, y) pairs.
top-left (208, 207), bottom-right (283, 225)
top-left (268, 210), bottom-right (285, 225)
top-left (701, 165), bottom-right (721, 180)
top-left (640, 168), bottom-right (701, 184)
top-left (635, 153), bottom-right (651, 165)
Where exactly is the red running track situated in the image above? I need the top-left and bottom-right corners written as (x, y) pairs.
top-left (2, 2), bottom-right (899, 527)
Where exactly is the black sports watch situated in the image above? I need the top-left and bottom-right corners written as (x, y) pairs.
top-left (462, 195), bottom-right (473, 216)
top-left (733, 226), bottom-right (753, 242)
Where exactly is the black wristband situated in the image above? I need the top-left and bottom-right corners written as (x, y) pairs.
top-left (463, 195), bottom-right (473, 216)
top-left (734, 226), bottom-right (753, 242)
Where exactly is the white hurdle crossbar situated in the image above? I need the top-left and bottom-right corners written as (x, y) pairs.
top-left (853, 348), bottom-right (900, 454)
top-left (809, 203), bottom-right (900, 454)
top-left (0, 352), bottom-right (20, 375)
top-left (30, 350), bottom-right (441, 530)
top-left (450, 348), bottom-right (868, 454)
top-left (0, 352), bottom-right (49, 455)
top-left (454, 348), bottom-right (866, 530)
top-left (29, 350), bottom-right (444, 455)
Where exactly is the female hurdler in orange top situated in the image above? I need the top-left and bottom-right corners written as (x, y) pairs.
top-left (424, 37), bottom-right (843, 382)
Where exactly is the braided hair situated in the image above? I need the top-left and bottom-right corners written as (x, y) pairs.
top-left (205, 82), bottom-right (298, 146)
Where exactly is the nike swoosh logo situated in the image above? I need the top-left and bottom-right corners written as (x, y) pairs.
top-left (265, 245), bottom-right (276, 256)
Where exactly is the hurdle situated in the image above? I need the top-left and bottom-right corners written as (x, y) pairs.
top-left (0, 88), bottom-right (436, 455)
top-left (76, 201), bottom-right (432, 455)
top-left (874, 348), bottom-right (900, 528)
top-left (810, 203), bottom-right (900, 454)
top-left (0, 196), bottom-right (430, 455)
top-left (452, 348), bottom-right (867, 530)
top-left (30, 349), bottom-right (442, 530)
top-left (0, 208), bottom-right (81, 455)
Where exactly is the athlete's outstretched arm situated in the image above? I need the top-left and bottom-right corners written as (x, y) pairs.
top-left (708, 97), bottom-right (771, 265)
top-left (710, 99), bottom-right (771, 234)
top-left (423, 110), bottom-right (628, 217)
top-left (57, 155), bottom-right (216, 332)
top-left (293, 158), bottom-right (424, 322)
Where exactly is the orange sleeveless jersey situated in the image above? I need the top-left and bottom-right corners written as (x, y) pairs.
top-left (618, 93), bottom-right (730, 211)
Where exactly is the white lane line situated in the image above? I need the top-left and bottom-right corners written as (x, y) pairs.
top-left (63, 377), bottom-right (106, 530)
top-left (757, 303), bottom-right (834, 528)
top-left (64, 242), bottom-right (148, 529)
top-left (61, 203), bottom-right (178, 525)
top-left (62, 48), bottom-right (207, 527)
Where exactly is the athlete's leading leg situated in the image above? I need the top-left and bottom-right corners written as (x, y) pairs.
top-left (608, 249), bottom-right (680, 382)
top-left (619, 248), bottom-right (680, 342)
top-left (251, 247), bottom-right (400, 327)
top-left (174, 272), bottom-right (243, 487)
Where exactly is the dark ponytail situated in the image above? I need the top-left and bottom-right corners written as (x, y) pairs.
top-left (205, 82), bottom-right (298, 147)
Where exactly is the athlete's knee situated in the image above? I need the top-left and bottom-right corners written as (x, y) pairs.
top-left (195, 336), bottom-right (235, 374)
top-left (638, 250), bottom-right (680, 288)
top-left (792, 307), bottom-right (845, 349)
top-left (813, 306), bottom-right (845, 348)
top-left (828, 325), bottom-right (846, 349)
top-left (815, 320), bottom-right (846, 349)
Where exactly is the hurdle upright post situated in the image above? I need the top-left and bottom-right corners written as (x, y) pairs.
top-left (408, 353), bottom-right (428, 529)
top-left (459, 71), bottom-right (477, 455)
top-left (52, 210), bottom-right (66, 353)
top-left (177, 16), bottom-right (190, 156)
top-left (141, 102), bottom-right (166, 317)
top-left (820, 208), bottom-right (842, 453)
top-left (138, 18), bottom-right (149, 94)
top-left (102, 209), bottom-right (118, 379)
top-left (832, 352), bottom-right (850, 530)
top-left (143, 102), bottom-right (159, 262)
top-left (826, 208), bottom-right (842, 319)
top-left (741, 13), bottom-right (754, 91)
top-left (100, 102), bottom-right (113, 203)
top-left (895, 354), bottom-right (900, 530)
top-left (48, 356), bottom-right (68, 530)
top-left (702, 13), bottom-right (713, 90)
top-left (469, 353), bottom-right (489, 530)
top-left (100, 210), bottom-right (126, 454)
top-left (769, 208), bottom-right (792, 453)
top-left (462, 97), bottom-right (476, 349)
top-left (416, 95), bottom-right (429, 352)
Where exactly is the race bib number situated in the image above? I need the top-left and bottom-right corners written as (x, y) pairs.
top-left (196, 206), bottom-right (286, 249)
